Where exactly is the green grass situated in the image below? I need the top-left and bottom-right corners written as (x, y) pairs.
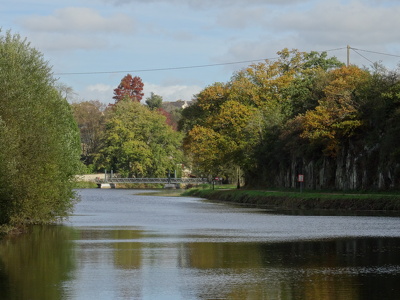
top-left (246, 190), bottom-right (399, 199)
top-left (73, 181), bottom-right (98, 188)
top-left (184, 187), bottom-right (400, 199)
top-left (182, 188), bottom-right (400, 211)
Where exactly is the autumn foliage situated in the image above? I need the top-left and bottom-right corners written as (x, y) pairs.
top-left (298, 66), bottom-right (369, 156)
top-left (113, 74), bottom-right (144, 103)
top-left (180, 48), bottom-right (400, 190)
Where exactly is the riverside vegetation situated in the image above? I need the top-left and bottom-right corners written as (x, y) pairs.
top-left (179, 50), bottom-right (400, 191)
top-left (74, 49), bottom-right (400, 193)
top-left (74, 49), bottom-right (400, 211)
top-left (183, 187), bottom-right (400, 212)
top-left (0, 31), bottom-right (81, 235)
top-left (3, 28), bottom-right (400, 235)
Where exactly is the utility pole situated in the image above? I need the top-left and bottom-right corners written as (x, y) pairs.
top-left (236, 167), bottom-right (240, 189)
top-left (347, 45), bottom-right (350, 67)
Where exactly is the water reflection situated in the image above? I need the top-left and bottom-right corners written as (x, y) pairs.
top-left (179, 238), bottom-right (400, 300)
top-left (0, 226), bottom-right (76, 300)
top-left (1, 189), bottom-right (400, 299)
top-left (112, 230), bottom-right (143, 269)
top-left (2, 226), bottom-right (397, 299)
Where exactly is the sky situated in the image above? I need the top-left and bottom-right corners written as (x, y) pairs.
top-left (3, 0), bottom-right (400, 104)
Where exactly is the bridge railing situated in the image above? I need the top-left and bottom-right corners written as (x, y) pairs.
top-left (95, 177), bottom-right (208, 184)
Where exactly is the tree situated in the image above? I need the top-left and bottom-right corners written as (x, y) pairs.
top-left (95, 99), bottom-right (183, 177)
top-left (0, 30), bottom-right (81, 229)
top-left (183, 98), bottom-right (259, 178)
top-left (156, 108), bottom-right (177, 130)
top-left (181, 49), bottom-right (346, 186)
top-left (71, 100), bottom-right (106, 166)
top-left (56, 83), bottom-right (77, 102)
top-left (144, 92), bottom-right (178, 129)
top-left (145, 92), bottom-right (163, 110)
top-left (178, 83), bottom-right (229, 134)
top-left (113, 74), bottom-right (144, 103)
top-left (299, 66), bottom-right (369, 156)
top-left (184, 125), bottom-right (227, 177)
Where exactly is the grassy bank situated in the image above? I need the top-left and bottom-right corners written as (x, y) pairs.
top-left (72, 180), bottom-right (400, 211)
top-left (183, 188), bottom-right (400, 211)
top-left (74, 181), bottom-right (98, 188)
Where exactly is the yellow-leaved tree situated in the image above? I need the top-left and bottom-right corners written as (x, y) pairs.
top-left (299, 66), bottom-right (370, 156)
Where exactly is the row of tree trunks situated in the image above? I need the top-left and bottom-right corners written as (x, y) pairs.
top-left (252, 141), bottom-right (400, 190)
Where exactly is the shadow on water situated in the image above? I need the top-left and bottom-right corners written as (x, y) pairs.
top-left (0, 225), bottom-right (77, 300)
top-left (178, 237), bottom-right (400, 300)
top-left (2, 226), bottom-right (399, 299)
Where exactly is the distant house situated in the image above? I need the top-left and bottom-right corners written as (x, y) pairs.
top-left (162, 100), bottom-right (192, 112)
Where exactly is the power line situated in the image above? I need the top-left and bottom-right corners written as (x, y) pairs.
top-left (351, 48), bottom-right (375, 65)
top-left (54, 58), bottom-right (277, 76)
top-left (54, 47), bottom-right (348, 76)
top-left (324, 47), bottom-right (348, 52)
top-left (351, 47), bottom-right (400, 58)
top-left (53, 46), bottom-right (398, 76)
top-left (348, 46), bottom-right (400, 66)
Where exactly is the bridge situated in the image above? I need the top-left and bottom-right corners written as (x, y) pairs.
top-left (95, 177), bottom-right (209, 188)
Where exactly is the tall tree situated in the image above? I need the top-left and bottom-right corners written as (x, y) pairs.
top-left (113, 74), bottom-right (144, 103)
top-left (298, 66), bottom-right (369, 156)
top-left (95, 99), bottom-right (183, 178)
top-left (144, 92), bottom-right (178, 129)
top-left (0, 30), bottom-right (81, 230)
top-left (184, 100), bottom-right (259, 178)
top-left (184, 125), bottom-right (227, 177)
top-left (145, 92), bottom-right (163, 110)
top-left (71, 100), bottom-right (106, 166)
top-left (179, 82), bottom-right (229, 134)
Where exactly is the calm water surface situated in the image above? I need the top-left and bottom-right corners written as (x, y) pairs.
top-left (1, 188), bottom-right (400, 299)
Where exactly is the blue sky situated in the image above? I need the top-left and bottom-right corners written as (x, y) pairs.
top-left (3, 0), bottom-right (400, 104)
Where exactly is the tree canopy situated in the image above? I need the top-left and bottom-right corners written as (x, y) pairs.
top-left (95, 99), bottom-right (183, 178)
top-left (145, 92), bottom-right (163, 110)
top-left (0, 30), bottom-right (81, 229)
top-left (62, 46), bottom-right (400, 190)
top-left (180, 48), bottom-right (400, 189)
top-left (71, 100), bottom-right (106, 166)
top-left (113, 74), bottom-right (144, 103)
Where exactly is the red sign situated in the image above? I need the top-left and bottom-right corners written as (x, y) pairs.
top-left (298, 174), bottom-right (304, 182)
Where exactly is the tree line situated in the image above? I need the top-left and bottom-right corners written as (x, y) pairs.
top-left (4, 27), bottom-right (400, 234)
top-left (179, 49), bottom-right (400, 190)
top-left (73, 48), bottom-right (400, 191)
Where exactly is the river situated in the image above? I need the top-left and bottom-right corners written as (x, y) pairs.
top-left (1, 188), bottom-right (400, 299)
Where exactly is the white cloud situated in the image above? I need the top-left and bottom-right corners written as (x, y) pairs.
top-left (7, 0), bottom-right (400, 109)
top-left (80, 83), bottom-right (114, 103)
top-left (216, 7), bottom-right (268, 29)
top-left (105, 0), bottom-right (306, 8)
top-left (213, 0), bottom-right (400, 69)
top-left (30, 33), bottom-right (109, 51)
top-left (17, 7), bottom-right (135, 51)
top-left (143, 23), bottom-right (195, 41)
top-left (144, 82), bottom-right (202, 102)
top-left (19, 7), bottom-right (135, 33)
top-left (88, 83), bottom-right (113, 93)
top-left (274, 0), bottom-right (400, 45)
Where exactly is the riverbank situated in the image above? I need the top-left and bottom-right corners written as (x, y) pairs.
top-left (182, 188), bottom-right (400, 211)
top-left (71, 183), bottom-right (400, 211)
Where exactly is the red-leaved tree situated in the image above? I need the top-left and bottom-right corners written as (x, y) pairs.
top-left (113, 74), bottom-right (144, 103)
top-left (157, 108), bottom-right (177, 130)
